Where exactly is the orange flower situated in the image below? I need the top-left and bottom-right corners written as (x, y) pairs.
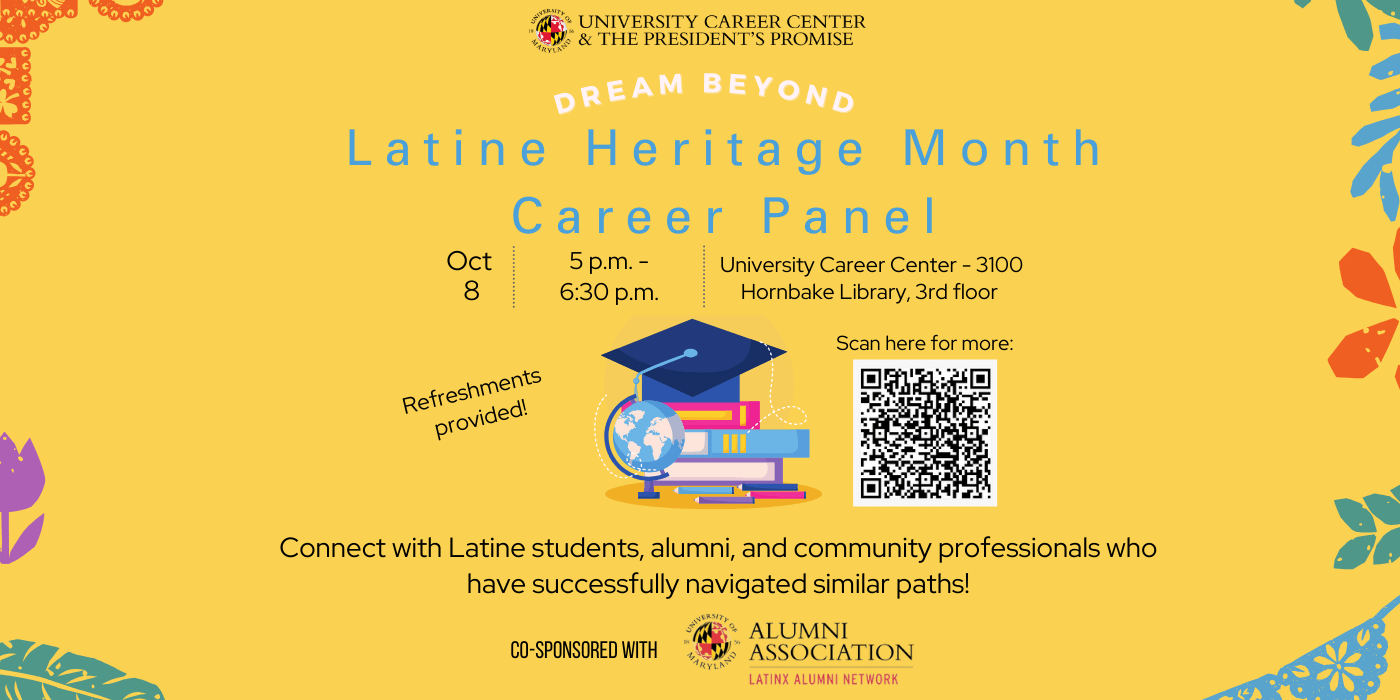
top-left (1329, 228), bottom-right (1400, 386)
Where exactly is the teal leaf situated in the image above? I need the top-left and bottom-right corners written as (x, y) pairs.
top-left (1365, 493), bottom-right (1400, 523)
top-left (1390, 483), bottom-right (1400, 500)
top-left (1338, 534), bottom-right (1378, 568)
top-left (0, 639), bottom-right (164, 700)
top-left (1369, 0), bottom-right (1400, 18)
top-left (1338, 497), bottom-right (1379, 532)
top-left (1341, 0), bottom-right (1377, 50)
top-left (1377, 528), bottom-right (1400, 563)
top-left (1299, 0), bottom-right (1313, 6)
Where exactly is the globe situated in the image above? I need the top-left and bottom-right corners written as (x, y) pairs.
top-left (610, 400), bottom-right (686, 473)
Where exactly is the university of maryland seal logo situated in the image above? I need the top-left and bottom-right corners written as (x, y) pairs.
top-left (530, 9), bottom-right (571, 54)
top-left (684, 614), bottom-right (740, 670)
top-left (694, 622), bottom-right (729, 660)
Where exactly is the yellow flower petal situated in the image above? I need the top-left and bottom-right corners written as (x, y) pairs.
top-left (1293, 665), bottom-right (1310, 678)
top-left (1330, 671), bottom-right (1340, 692)
top-left (1360, 629), bottom-right (1371, 646)
top-left (1346, 653), bottom-right (1362, 664)
top-left (1343, 672), bottom-right (1355, 692)
top-left (1319, 668), bottom-right (1334, 680)
top-left (1316, 656), bottom-right (1336, 666)
top-left (1345, 666), bottom-right (1364, 676)
top-left (1328, 644), bottom-right (1340, 662)
top-left (1338, 641), bottom-right (1349, 659)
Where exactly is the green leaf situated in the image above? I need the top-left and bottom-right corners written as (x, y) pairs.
top-left (1337, 534), bottom-right (1377, 568)
top-left (1368, 0), bottom-right (1400, 18)
top-left (0, 639), bottom-right (164, 700)
top-left (1340, 0), bottom-right (1377, 50)
top-left (1337, 498), bottom-right (1378, 532)
top-left (1366, 493), bottom-right (1400, 524)
top-left (1299, 0), bottom-right (1313, 6)
top-left (1377, 529), bottom-right (1400, 564)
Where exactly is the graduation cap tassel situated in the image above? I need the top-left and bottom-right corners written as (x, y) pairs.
top-left (633, 348), bottom-right (699, 401)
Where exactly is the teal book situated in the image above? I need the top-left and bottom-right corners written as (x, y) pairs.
top-left (675, 486), bottom-right (734, 494)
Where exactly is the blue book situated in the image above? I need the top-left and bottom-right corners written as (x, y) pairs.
top-left (675, 486), bottom-right (734, 495)
top-left (680, 429), bottom-right (810, 459)
top-left (742, 483), bottom-right (799, 491)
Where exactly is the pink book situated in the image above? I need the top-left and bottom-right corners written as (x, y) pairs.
top-left (748, 491), bottom-right (806, 500)
top-left (668, 401), bottom-right (760, 429)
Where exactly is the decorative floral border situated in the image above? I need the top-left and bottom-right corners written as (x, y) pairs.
top-left (1203, 7), bottom-right (1400, 699)
top-left (0, 0), bottom-right (77, 45)
top-left (0, 0), bottom-right (166, 216)
top-left (0, 47), bottom-right (31, 124)
top-left (91, 0), bottom-right (162, 23)
top-left (1208, 596), bottom-right (1396, 700)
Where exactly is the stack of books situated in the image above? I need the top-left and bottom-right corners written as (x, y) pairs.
top-left (675, 483), bottom-right (807, 504)
top-left (658, 401), bottom-right (810, 496)
top-left (601, 319), bottom-right (812, 502)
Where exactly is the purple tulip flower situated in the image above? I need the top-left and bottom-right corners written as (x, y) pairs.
top-left (0, 434), bottom-right (44, 563)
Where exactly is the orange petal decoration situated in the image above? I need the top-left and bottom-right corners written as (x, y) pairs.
top-left (1329, 319), bottom-right (1400, 378)
top-left (1394, 226), bottom-right (1400, 280)
top-left (1, 0), bottom-right (77, 45)
top-left (0, 47), bottom-right (31, 124)
top-left (1341, 249), bottom-right (1397, 307)
top-left (0, 129), bottom-right (33, 215)
top-left (90, 0), bottom-right (161, 22)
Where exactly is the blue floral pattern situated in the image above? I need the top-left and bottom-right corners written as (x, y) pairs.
top-left (1205, 596), bottom-right (1397, 700)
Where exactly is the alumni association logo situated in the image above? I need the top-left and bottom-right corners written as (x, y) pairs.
top-left (684, 614), bottom-right (740, 669)
top-left (530, 9), bottom-right (572, 54)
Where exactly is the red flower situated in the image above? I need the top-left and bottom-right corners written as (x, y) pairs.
top-left (1329, 229), bottom-right (1400, 386)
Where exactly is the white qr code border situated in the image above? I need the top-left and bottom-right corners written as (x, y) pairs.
top-left (852, 359), bottom-right (997, 508)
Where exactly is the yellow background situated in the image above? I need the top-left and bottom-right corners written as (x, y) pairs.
top-left (2, 1), bottom-right (1398, 697)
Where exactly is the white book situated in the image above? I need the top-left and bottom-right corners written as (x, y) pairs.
top-left (660, 459), bottom-right (780, 483)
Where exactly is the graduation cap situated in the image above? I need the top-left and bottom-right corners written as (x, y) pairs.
top-left (602, 319), bottom-right (785, 403)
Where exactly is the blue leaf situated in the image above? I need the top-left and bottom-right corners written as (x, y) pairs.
top-left (1341, 0), bottom-right (1377, 50)
top-left (1337, 534), bottom-right (1378, 568)
top-left (1372, 53), bottom-right (1400, 79)
top-left (1381, 170), bottom-right (1398, 219)
top-left (1352, 130), bottom-right (1400, 196)
top-left (1370, 85), bottom-right (1400, 110)
top-left (1338, 497), bottom-right (1378, 532)
top-left (1353, 114), bottom-right (1400, 146)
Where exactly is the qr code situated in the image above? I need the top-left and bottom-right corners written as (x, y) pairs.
top-left (852, 360), bottom-right (996, 507)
